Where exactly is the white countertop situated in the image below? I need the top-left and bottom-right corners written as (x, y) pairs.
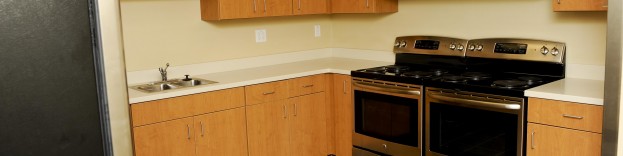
top-left (128, 57), bottom-right (392, 104)
top-left (525, 78), bottom-right (604, 105)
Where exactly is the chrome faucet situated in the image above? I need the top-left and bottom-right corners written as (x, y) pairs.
top-left (158, 63), bottom-right (170, 82)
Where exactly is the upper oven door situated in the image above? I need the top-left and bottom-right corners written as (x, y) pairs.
top-left (352, 78), bottom-right (423, 148)
top-left (425, 87), bottom-right (525, 156)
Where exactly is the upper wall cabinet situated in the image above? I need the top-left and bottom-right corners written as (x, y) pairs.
top-left (331, 0), bottom-right (398, 13)
top-left (553, 0), bottom-right (607, 11)
top-left (294, 0), bottom-right (330, 15)
top-left (201, 0), bottom-right (293, 20)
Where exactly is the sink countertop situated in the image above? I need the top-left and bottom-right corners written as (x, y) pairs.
top-left (525, 78), bottom-right (604, 105)
top-left (128, 58), bottom-right (392, 104)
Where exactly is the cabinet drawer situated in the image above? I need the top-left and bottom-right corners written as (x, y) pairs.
top-left (131, 94), bottom-right (202, 127)
top-left (195, 87), bottom-right (245, 115)
top-left (527, 123), bottom-right (601, 156)
top-left (528, 98), bottom-right (603, 133)
top-left (288, 74), bottom-right (326, 97)
top-left (245, 80), bottom-right (289, 105)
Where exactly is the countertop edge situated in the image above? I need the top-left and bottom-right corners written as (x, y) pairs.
top-left (525, 91), bottom-right (604, 106)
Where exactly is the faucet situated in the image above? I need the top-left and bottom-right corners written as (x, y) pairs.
top-left (158, 63), bottom-right (170, 82)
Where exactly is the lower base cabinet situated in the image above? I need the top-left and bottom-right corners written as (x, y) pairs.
top-left (133, 117), bottom-right (196, 156)
top-left (527, 123), bottom-right (601, 156)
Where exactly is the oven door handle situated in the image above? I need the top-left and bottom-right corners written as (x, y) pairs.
top-left (353, 81), bottom-right (421, 96)
top-left (428, 93), bottom-right (521, 110)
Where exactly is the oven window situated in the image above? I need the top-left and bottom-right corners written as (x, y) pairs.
top-left (429, 103), bottom-right (517, 156)
top-left (354, 90), bottom-right (419, 147)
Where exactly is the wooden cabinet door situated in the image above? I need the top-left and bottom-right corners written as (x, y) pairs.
top-left (333, 74), bottom-right (353, 156)
top-left (553, 0), bottom-right (607, 11)
top-left (294, 0), bottom-right (329, 15)
top-left (133, 117), bottom-right (195, 156)
top-left (331, 0), bottom-right (372, 13)
top-left (261, 0), bottom-right (293, 17)
top-left (246, 100), bottom-right (290, 156)
top-left (527, 123), bottom-right (602, 156)
top-left (201, 0), bottom-right (262, 20)
top-left (288, 92), bottom-right (328, 156)
top-left (195, 107), bottom-right (248, 156)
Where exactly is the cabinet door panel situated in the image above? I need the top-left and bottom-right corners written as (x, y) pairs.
top-left (195, 87), bottom-right (245, 114)
top-left (289, 92), bottom-right (328, 156)
top-left (131, 95), bottom-right (200, 127)
top-left (195, 108), bottom-right (248, 156)
top-left (221, 0), bottom-right (261, 19)
top-left (333, 74), bottom-right (353, 156)
top-left (133, 117), bottom-right (195, 156)
top-left (294, 0), bottom-right (329, 15)
top-left (246, 100), bottom-right (290, 156)
top-left (553, 0), bottom-right (607, 11)
top-left (527, 123), bottom-right (601, 156)
top-left (331, 0), bottom-right (371, 13)
top-left (263, 0), bottom-right (293, 17)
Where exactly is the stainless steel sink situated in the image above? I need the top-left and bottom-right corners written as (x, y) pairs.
top-left (130, 78), bottom-right (217, 93)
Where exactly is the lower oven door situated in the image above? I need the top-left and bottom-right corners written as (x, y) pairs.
top-left (425, 87), bottom-right (525, 156)
top-left (352, 78), bottom-right (422, 156)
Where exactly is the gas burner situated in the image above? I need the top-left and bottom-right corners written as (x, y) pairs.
top-left (462, 72), bottom-right (492, 81)
top-left (431, 69), bottom-right (450, 76)
top-left (492, 80), bottom-right (529, 89)
top-left (518, 76), bottom-right (544, 85)
top-left (385, 65), bottom-right (410, 74)
top-left (361, 67), bottom-right (386, 73)
top-left (402, 71), bottom-right (434, 78)
top-left (440, 75), bottom-right (466, 83)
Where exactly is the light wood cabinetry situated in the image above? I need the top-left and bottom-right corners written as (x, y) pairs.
top-left (293, 0), bottom-right (329, 15)
top-left (288, 74), bottom-right (326, 97)
top-left (130, 93), bottom-right (200, 127)
top-left (245, 80), bottom-right (289, 105)
top-left (553, 0), bottom-right (607, 11)
top-left (331, 0), bottom-right (398, 13)
top-left (194, 107), bottom-right (248, 156)
top-left (527, 98), bottom-right (603, 156)
top-left (133, 117), bottom-right (195, 156)
top-left (288, 92), bottom-right (328, 156)
top-left (246, 100), bottom-right (291, 156)
top-left (332, 74), bottom-right (354, 156)
top-left (201, 0), bottom-right (292, 20)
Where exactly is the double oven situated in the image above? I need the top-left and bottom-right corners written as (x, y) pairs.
top-left (351, 36), bottom-right (565, 156)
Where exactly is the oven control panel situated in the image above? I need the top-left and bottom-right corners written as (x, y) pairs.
top-left (394, 36), bottom-right (468, 57)
top-left (466, 38), bottom-right (565, 64)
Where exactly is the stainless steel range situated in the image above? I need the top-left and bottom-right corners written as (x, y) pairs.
top-left (351, 36), bottom-right (566, 156)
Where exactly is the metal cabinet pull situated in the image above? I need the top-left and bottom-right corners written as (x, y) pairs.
top-left (366, 0), bottom-right (369, 8)
top-left (263, 0), bottom-right (267, 12)
top-left (562, 114), bottom-right (584, 119)
top-left (283, 105), bottom-right (287, 118)
top-left (343, 80), bottom-right (347, 94)
top-left (531, 131), bottom-right (535, 149)
top-left (303, 84), bottom-right (314, 88)
top-left (294, 103), bottom-right (298, 116)
top-left (298, 0), bottom-right (301, 10)
top-left (200, 121), bottom-right (204, 137)
top-left (187, 125), bottom-right (191, 140)
top-left (263, 91), bottom-right (275, 95)
top-left (253, 0), bottom-right (257, 12)
top-left (557, 0), bottom-right (560, 4)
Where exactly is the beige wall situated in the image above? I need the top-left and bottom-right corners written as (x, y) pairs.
top-left (332, 0), bottom-right (607, 66)
top-left (100, 0), bottom-right (133, 155)
top-left (120, 0), bottom-right (332, 71)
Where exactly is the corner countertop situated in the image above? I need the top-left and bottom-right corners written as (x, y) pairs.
top-left (128, 57), bottom-right (392, 104)
top-left (525, 78), bottom-right (604, 105)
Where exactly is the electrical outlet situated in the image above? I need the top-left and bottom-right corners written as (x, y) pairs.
top-left (255, 29), bottom-right (267, 43)
top-left (314, 25), bottom-right (321, 37)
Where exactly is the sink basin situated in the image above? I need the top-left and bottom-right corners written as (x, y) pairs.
top-left (131, 78), bottom-right (218, 93)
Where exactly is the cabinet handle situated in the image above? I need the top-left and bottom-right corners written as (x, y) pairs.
top-left (562, 114), bottom-right (584, 119)
top-left (263, 0), bottom-right (267, 12)
top-left (283, 105), bottom-right (287, 118)
top-left (366, 0), bottom-right (369, 8)
top-left (298, 0), bottom-right (301, 10)
top-left (303, 84), bottom-right (314, 88)
top-left (187, 124), bottom-right (191, 140)
top-left (200, 121), bottom-right (204, 137)
top-left (294, 103), bottom-right (298, 116)
top-left (263, 91), bottom-right (275, 95)
top-left (557, 0), bottom-right (560, 4)
top-left (253, 0), bottom-right (257, 12)
top-left (343, 80), bottom-right (347, 94)
top-left (531, 131), bottom-right (535, 149)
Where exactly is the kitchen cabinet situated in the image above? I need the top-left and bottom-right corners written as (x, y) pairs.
top-left (527, 98), bottom-right (603, 156)
top-left (553, 0), bottom-right (607, 11)
top-left (201, 0), bottom-right (292, 21)
top-left (288, 74), bottom-right (326, 97)
top-left (331, 0), bottom-right (398, 13)
top-left (247, 92), bottom-right (329, 156)
top-left (332, 74), bottom-right (353, 156)
top-left (195, 107), bottom-right (248, 156)
top-left (245, 80), bottom-right (289, 105)
top-left (133, 117), bottom-right (195, 156)
top-left (293, 0), bottom-right (330, 15)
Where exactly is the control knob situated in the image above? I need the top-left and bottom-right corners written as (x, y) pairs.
top-left (476, 45), bottom-right (483, 51)
top-left (551, 47), bottom-right (560, 56)
top-left (394, 41), bottom-right (400, 47)
top-left (457, 44), bottom-right (465, 51)
top-left (449, 43), bottom-right (456, 50)
top-left (399, 41), bottom-right (407, 48)
top-left (467, 44), bottom-right (476, 51)
top-left (540, 46), bottom-right (549, 55)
